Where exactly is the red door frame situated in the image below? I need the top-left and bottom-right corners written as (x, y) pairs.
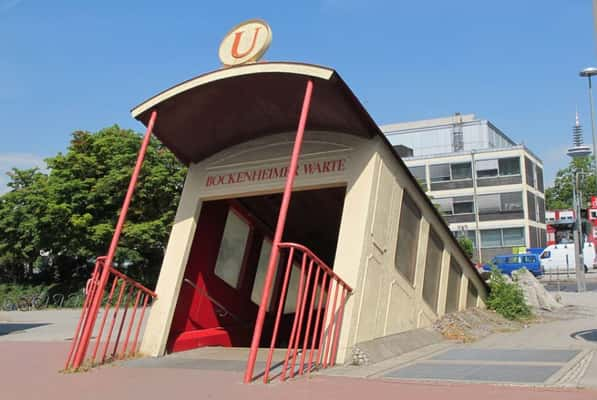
top-left (167, 199), bottom-right (287, 352)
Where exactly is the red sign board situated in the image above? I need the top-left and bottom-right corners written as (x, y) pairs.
top-left (592, 196), bottom-right (597, 209)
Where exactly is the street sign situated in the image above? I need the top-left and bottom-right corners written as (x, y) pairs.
top-left (218, 19), bottom-right (272, 67)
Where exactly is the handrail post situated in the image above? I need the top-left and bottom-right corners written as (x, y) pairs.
top-left (71, 110), bottom-right (158, 369)
top-left (244, 80), bottom-right (314, 383)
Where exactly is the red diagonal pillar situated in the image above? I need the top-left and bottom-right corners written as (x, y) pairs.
top-left (244, 80), bottom-right (314, 383)
top-left (71, 110), bottom-right (158, 369)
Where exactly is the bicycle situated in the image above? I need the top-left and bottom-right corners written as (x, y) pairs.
top-left (1, 298), bottom-right (17, 311)
top-left (52, 293), bottom-right (65, 308)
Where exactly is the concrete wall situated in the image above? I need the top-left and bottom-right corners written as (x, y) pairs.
top-left (338, 137), bottom-right (487, 362)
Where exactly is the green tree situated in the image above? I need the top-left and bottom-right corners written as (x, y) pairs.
top-left (457, 236), bottom-right (474, 259)
top-left (0, 126), bottom-right (187, 289)
top-left (545, 156), bottom-right (596, 210)
top-left (0, 168), bottom-right (49, 282)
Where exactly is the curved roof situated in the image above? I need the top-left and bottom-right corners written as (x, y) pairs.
top-left (131, 61), bottom-right (487, 287)
top-left (131, 62), bottom-right (380, 165)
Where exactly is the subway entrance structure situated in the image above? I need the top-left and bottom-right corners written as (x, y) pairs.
top-left (65, 23), bottom-right (487, 384)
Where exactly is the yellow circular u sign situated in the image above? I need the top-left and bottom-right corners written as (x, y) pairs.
top-left (218, 19), bottom-right (272, 67)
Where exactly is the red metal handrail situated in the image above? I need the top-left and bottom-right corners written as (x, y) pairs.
top-left (64, 110), bottom-right (157, 371)
top-left (64, 257), bottom-right (156, 370)
top-left (261, 242), bottom-right (352, 383)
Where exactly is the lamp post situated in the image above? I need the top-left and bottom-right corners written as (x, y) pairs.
top-left (579, 67), bottom-right (597, 177)
top-left (567, 145), bottom-right (591, 292)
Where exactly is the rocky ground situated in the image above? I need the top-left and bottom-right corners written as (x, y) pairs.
top-left (433, 269), bottom-right (590, 343)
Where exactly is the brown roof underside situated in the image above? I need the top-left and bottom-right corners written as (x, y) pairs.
top-left (134, 70), bottom-right (377, 165)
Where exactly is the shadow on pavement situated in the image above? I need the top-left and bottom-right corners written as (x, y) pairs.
top-left (0, 323), bottom-right (49, 336)
top-left (571, 329), bottom-right (597, 342)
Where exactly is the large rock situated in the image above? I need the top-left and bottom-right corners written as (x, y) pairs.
top-left (512, 268), bottom-right (563, 311)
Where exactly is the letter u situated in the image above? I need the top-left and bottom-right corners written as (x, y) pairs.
top-left (231, 27), bottom-right (262, 58)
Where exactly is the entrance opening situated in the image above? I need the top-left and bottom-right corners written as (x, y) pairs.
top-left (167, 186), bottom-right (346, 353)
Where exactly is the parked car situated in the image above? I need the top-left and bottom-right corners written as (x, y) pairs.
top-left (539, 242), bottom-right (595, 274)
top-left (525, 247), bottom-right (545, 256)
top-left (482, 253), bottom-right (543, 277)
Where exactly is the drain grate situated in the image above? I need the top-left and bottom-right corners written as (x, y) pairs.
top-left (430, 348), bottom-right (579, 363)
top-left (385, 362), bottom-right (561, 383)
top-left (383, 348), bottom-right (581, 384)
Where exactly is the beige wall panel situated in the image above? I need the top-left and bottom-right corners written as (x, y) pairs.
top-left (140, 167), bottom-right (204, 356)
top-left (370, 159), bottom-right (394, 252)
top-left (383, 280), bottom-right (416, 335)
top-left (459, 275), bottom-right (469, 311)
top-left (355, 255), bottom-right (384, 342)
top-left (417, 308), bottom-right (435, 328)
top-left (326, 143), bottom-right (378, 363)
top-left (436, 250), bottom-right (451, 316)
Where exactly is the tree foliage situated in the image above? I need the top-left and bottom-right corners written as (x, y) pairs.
top-left (545, 156), bottom-right (596, 210)
top-left (0, 126), bottom-right (186, 289)
top-left (457, 236), bottom-right (474, 259)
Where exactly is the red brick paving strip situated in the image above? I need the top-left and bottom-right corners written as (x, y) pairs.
top-left (1, 342), bottom-right (596, 400)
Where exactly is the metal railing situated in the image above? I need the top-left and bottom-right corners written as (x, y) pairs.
top-left (64, 256), bottom-right (156, 370)
top-left (261, 242), bottom-right (352, 383)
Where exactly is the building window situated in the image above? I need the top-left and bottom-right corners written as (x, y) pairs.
top-left (477, 192), bottom-right (523, 213)
top-left (408, 166), bottom-right (426, 185)
top-left (423, 229), bottom-right (443, 311)
top-left (500, 192), bottom-right (523, 211)
top-left (477, 194), bottom-right (501, 213)
top-left (502, 227), bottom-right (525, 246)
top-left (395, 192), bottom-right (421, 284)
top-left (284, 260), bottom-right (302, 314)
top-left (536, 167), bottom-right (544, 192)
top-left (476, 159), bottom-right (499, 178)
top-left (436, 197), bottom-right (453, 215)
top-left (527, 192), bottom-right (537, 221)
top-left (453, 196), bottom-right (474, 214)
top-left (451, 162), bottom-right (472, 180)
top-left (445, 259), bottom-right (462, 313)
top-left (428, 162), bottom-right (472, 183)
top-left (476, 157), bottom-right (521, 178)
top-left (481, 229), bottom-right (502, 248)
top-left (437, 196), bottom-right (474, 215)
top-left (480, 227), bottom-right (525, 248)
top-left (214, 209), bottom-right (251, 289)
top-left (525, 157), bottom-right (535, 187)
top-left (251, 239), bottom-right (274, 309)
top-left (430, 164), bottom-right (451, 182)
top-left (498, 157), bottom-right (520, 176)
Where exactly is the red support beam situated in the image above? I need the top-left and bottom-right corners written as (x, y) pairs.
top-left (71, 110), bottom-right (158, 369)
top-left (244, 80), bottom-right (314, 383)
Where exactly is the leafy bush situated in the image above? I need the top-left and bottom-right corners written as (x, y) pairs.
top-left (457, 236), bottom-right (474, 259)
top-left (486, 267), bottom-right (531, 320)
top-left (0, 283), bottom-right (52, 302)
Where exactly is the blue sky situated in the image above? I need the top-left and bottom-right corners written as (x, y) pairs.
top-left (0, 0), bottom-right (595, 192)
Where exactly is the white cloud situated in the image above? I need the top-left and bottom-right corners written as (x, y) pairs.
top-left (0, 153), bottom-right (47, 194)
